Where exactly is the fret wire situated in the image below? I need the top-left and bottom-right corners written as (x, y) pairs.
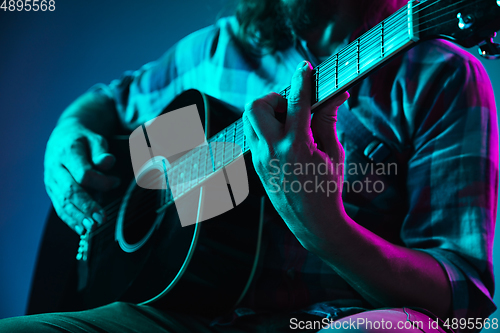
top-left (359, 24), bottom-right (383, 45)
top-left (181, 152), bottom-right (188, 195)
top-left (359, 20), bottom-right (405, 53)
top-left (315, 67), bottom-right (319, 104)
top-left (182, 153), bottom-right (189, 192)
top-left (171, 156), bottom-right (181, 197)
top-left (315, 5), bottom-right (406, 75)
top-left (235, 122), bottom-right (240, 156)
top-left (185, 152), bottom-right (192, 191)
top-left (220, 131), bottom-right (225, 167)
top-left (318, 36), bottom-right (410, 100)
top-left (359, 31), bottom-right (407, 66)
top-left (189, 149), bottom-right (195, 188)
top-left (188, 150), bottom-right (196, 188)
top-left (214, 136), bottom-right (220, 171)
top-left (356, 38), bottom-right (360, 75)
top-left (227, 123), bottom-right (233, 163)
top-left (385, 13), bottom-right (407, 33)
top-left (169, 164), bottom-right (177, 198)
top-left (175, 157), bottom-right (182, 196)
top-left (224, 130), bottom-right (232, 165)
top-left (196, 146), bottom-right (202, 185)
top-left (121, 4), bottom-right (418, 196)
top-left (385, 25), bottom-right (407, 41)
top-left (232, 122), bottom-right (237, 162)
top-left (197, 3), bottom-right (412, 157)
top-left (203, 143), bottom-right (209, 184)
top-left (319, 26), bottom-right (380, 81)
top-left (318, 26), bottom-right (406, 88)
top-left (381, 21), bottom-right (385, 57)
top-left (196, 145), bottom-right (203, 185)
top-left (243, 127), bottom-right (247, 152)
top-left (191, 149), bottom-right (198, 188)
top-left (190, 149), bottom-right (197, 189)
top-left (320, 34), bottom-right (410, 96)
top-left (221, 129), bottom-right (226, 166)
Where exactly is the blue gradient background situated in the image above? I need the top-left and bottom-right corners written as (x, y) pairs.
top-left (0, 0), bottom-right (499, 322)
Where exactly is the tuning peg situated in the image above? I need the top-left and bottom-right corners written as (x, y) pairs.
top-left (478, 34), bottom-right (500, 60)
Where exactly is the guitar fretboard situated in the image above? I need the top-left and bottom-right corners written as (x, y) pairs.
top-left (162, 1), bottom-right (419, 203)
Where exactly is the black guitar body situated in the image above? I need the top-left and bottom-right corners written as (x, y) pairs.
top-left (28, 0), bottom-right (500, 317)
top-left (28, 90), bottom-right (265, 317)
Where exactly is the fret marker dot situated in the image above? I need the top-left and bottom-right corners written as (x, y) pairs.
top-left (345, 62), bottom-right (349, 66)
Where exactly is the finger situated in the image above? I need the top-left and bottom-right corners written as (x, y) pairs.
top-left (312, 91), bottom-right (350, 124)
top-left (88, 135), bottom-right (116, 171)
top-left (54, 165), bottom-right (106, 229)
top-left (47, 182), bottom-right (85, 235)
top-left (285, 61), bottom-right (313, 137)
top-left (87, 134), bottom-right (109, 165)
top-left (63, 139), bottom-right (120, 191)
top-left (94, 153), bottom-right (116, 171)
top-left (311, 93), bottom-right (349, 161)
top-left (243, 112), bottom-right (259, 150)
top-left (243, 92), bottom-right (283, 143)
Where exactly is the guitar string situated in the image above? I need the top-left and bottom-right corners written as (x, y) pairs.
top-left (109, 1), bottom-right (451, 193)
top-left (87, 4), bottom-right (474, 239)
top-left (312, 0), bottom-right (451, 82)
top-left (89, 2), bottom-right (472, 234)
top-left (316, 14), bottom-right (409, 85)
top-left (94, 131), bottom-right (244, 222)
top-left (278, 0), bottom-right (483, 92)
top-left (318, 28), bottom-right (410, 89)
top-left (413, 0), bottom-right (486, 31)
top-left (86, 0), bottom-right (489, 239)
top-left (413, 0), bottom-right (442, 14)
top-left (313, 6), bottom-right (408, 81)
top-left (414, 0), bottom-right (483, 21)
top-left (97, 0), bottom-right (480, 215)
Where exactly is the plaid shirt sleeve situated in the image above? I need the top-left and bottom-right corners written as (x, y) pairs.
top-left (400, 43), bottom-right (498, 325)
top-left (89, 16), bottom-right (498, 329)
top-left (91, 23), bottom-right (223, 132)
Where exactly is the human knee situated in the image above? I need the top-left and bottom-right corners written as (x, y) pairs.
top-left (0, 314), bottom-right (62, 333)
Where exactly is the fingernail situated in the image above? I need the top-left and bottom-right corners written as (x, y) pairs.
top-left (92, 212), bottom-right (104, 225)
top-left (75, 225), bottom-right (84, 235)
top-left (83, 218), bottom-right (94, 230)
top-left (297, 61), bottom-right (308, 70)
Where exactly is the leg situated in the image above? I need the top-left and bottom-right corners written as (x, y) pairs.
top-left (0, 302), bottom-right (215, 333)
top-left (319, 308), bottom-right (448, 332)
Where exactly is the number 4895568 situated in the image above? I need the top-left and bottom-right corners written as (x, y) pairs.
top-left (1, 0), bottom-right (56, 11)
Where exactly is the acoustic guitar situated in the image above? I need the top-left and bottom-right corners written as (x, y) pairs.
top-left (28, 0), bottom-right (500, 317)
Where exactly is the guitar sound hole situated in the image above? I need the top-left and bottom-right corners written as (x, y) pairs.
top-left (122, 170), bottom-right (165, 245)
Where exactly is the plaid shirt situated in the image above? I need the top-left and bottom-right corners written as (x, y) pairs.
top-left (95, 17), bottom-right (498, 330)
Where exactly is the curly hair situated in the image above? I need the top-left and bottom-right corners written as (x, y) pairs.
top-left (235, 0), bottom-right (408, 53)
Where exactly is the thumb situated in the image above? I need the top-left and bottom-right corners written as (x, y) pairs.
top-left (87, 134), bottom-right (115, 170)
top-left (285, 61), bottom-right (313, 138)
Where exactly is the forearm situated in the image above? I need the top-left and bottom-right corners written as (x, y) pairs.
top-left (307, 212), bottom-right (452, 319)
top-left (58, 90), bottom-right (119, 136)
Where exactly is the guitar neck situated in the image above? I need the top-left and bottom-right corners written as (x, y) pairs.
top-left (287, 1), bottom-right (419, 109)
top-left (168, 1), bottom-right (421, 201)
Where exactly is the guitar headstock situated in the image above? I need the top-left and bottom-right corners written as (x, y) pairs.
top-left (415, 0), bottom-right (500, 55)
